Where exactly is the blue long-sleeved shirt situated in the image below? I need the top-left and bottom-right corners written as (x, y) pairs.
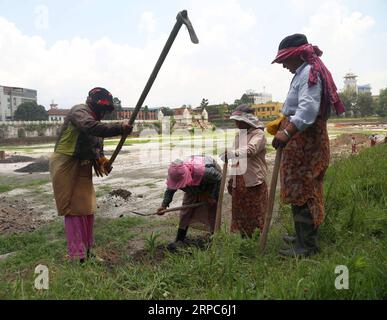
top-left (281, 62), bottom-right (322, 131)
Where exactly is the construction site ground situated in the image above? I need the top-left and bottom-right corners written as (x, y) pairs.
top-left (0, 120), bottom-right (386, 258)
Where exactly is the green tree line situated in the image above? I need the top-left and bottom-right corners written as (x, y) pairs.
top-left (339, 88), bottom-right (387, 117)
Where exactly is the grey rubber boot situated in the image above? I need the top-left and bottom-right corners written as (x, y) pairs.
top-left (279, 204), bottom-right (319, 257)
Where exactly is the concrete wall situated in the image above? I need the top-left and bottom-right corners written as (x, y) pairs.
top-left (0, 119), bottom-right (160, 140)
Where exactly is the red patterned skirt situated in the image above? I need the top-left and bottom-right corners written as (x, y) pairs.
top-left (231, 176), bottom-right (268, 237)
top-left (280, 117), bottom-right (330, 227)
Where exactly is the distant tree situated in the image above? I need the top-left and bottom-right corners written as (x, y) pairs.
top-left (143, 105), bottom-right (149, 120)
top-left (376, 88), bottom-right (387, 117)
top-left (357, 92), bottom-right (375, 117)
top-left (160, 107), bottom-right (174, 116)
top-left (200, 98), bottom-right (209, 110)
top-left (14, 102), bottom-right (48, 121)
top-left (339, 91), bottom-right (357, 117)
top-left (218, 103), bottom-right (228, 120)
top-left (105, 97), bottom-right (123, 120)
top-left (240, 93), bottom-right (254, 104)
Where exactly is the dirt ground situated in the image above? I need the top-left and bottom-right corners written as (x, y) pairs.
top-left (0, 122), bottom-right (385, 257)
top-left (0, 196), bottom-right (44, 234)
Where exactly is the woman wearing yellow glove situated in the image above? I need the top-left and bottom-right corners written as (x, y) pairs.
top-left (49, 87), bottom-right (133, 263)
top-left (271, 34), bottom-right (345, 257)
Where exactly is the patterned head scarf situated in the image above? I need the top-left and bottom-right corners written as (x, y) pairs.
top-left (272, 34), bottom-right (345, 118)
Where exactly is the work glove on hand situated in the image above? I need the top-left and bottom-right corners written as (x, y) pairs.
top-left (272, 130), bottom-right (290, 149)
top-left (122, 120), bottom-right (133, 135)
top-left (266, 114), bottom-right (286, 136)
top-left (156, 206), bottom-right (167, 216)
top-left (93, 156), bottom-right (111, 177)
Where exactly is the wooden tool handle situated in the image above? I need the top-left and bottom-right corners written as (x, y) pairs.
top-left (161, 202), bottom-right (207, 214)
top-left (260, 147), bottom-right (283, 252)
top-left (215, 156), bottom-right (228, 232)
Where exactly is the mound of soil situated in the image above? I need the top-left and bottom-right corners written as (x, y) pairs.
top-left (0, 155), bottom-right (36, 163)
top-left (330, 133), bottom-right (370, 157)
top-left (109, 189), bottom-right (132, 200)
top-left (0, 197), bottom-right (43, 235)
top-left (15, 158), bottom-right (49, 173)
top-left (331, 133), bottom-right (368, 147)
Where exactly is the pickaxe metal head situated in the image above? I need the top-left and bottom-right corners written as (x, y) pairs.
top-left (177, 10), bottom-right (199, 44)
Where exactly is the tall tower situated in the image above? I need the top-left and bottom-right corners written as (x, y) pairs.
top-left (50, 100), bottom-right (58, 109)
top-left (343, 72), bottom-right (358, 93)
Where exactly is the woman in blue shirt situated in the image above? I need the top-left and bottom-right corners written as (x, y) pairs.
top-left (271, 34), bottom-right (345, 257)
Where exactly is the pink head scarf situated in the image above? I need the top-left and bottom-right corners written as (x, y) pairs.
top-left (272, 43), bottom-right (345, 119)
top-left (166, 156), bottom-right (206, 190)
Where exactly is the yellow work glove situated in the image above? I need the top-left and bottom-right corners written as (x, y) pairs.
top-left (93, 156), bottom-right (111, 177)
top-left (99, 156), bottom-right (112, 175)
top-left (266, 114), bottom-right (286, 136)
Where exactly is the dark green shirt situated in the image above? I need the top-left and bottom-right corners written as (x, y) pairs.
top-left (162, 165), bottom-right (222, 208)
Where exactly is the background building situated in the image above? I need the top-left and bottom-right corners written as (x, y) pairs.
top-left (357, 84), bottom-right (372, 94)
top-left (251, 102), bottom-right (282, 120)
top-left (0, 85), bottom-right (37, 121)
top-left (343, 72), bottom-right (372, 94)
top-left (48, 101), bottom-right (69, 121)
top-left (245, 89), bottom-right (272, 104)
top-left (118, 107), bottom-right (158, 120)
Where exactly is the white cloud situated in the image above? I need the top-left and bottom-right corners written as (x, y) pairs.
top-left (138, 11), bottom-right (156, 34)
top-left (301, 1), bottom-right (378, 91)
top-left (0, 0), bottom-right (385, 110)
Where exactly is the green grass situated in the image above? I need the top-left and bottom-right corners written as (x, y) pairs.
top-left (328, 117), bottom-right (386, 123)
top-left (0, 178), bottom-right (50, 194)
top-left (0, 144), bottom-right (54, 152)
top-left (0, 145), bottom-right (386, 299)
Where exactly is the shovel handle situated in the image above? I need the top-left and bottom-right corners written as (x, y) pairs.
top-left (260, 147), bottom-right (283, 252)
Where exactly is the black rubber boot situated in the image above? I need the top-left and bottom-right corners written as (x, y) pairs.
top-left (282, 205), bottom-right (301, 247)
top-left (279, 204), bottom-right (319, 258)
top-left (167, 227), bottom-right (188, 251)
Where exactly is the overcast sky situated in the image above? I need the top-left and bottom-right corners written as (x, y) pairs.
top-left (0, 0), bottom-right (386, 109)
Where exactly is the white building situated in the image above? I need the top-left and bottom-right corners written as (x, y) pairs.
top-left (159, 107), bottom-right (210, 130)
top-left (47, 102), bottom-right (69, 122)
top-left (245, 90), bottom-right (272, 104)
top-left (0, 85), bottom-right (38, 121)
top-left (343, 73), bottom-right (372, 95)
top-left (357, 84), bottom-right (372, 94)
top-left (344, 72), bottom-right (358, 93)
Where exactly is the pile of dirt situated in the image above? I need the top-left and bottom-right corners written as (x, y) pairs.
top-left (0, 197), bottom-right (44, 235)
top-left (331, 133), bottom-right (369, 147)
top-left (14, 157), bottom-right (49, 173)
top-left (0, 155), bottom-right (35, 163)
top-left (109, 189), bottom-right (132, 200)
top-left (330, 133), bottom-right (370, 157)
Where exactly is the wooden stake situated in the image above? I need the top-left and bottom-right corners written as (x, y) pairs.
top-left (215, 154), bottom-right (228, 232)
top-left (260, 147), bottom-right (283, 252)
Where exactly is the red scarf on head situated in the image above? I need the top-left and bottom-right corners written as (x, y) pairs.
top-left (272, 44), bottom-right (345, 119)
